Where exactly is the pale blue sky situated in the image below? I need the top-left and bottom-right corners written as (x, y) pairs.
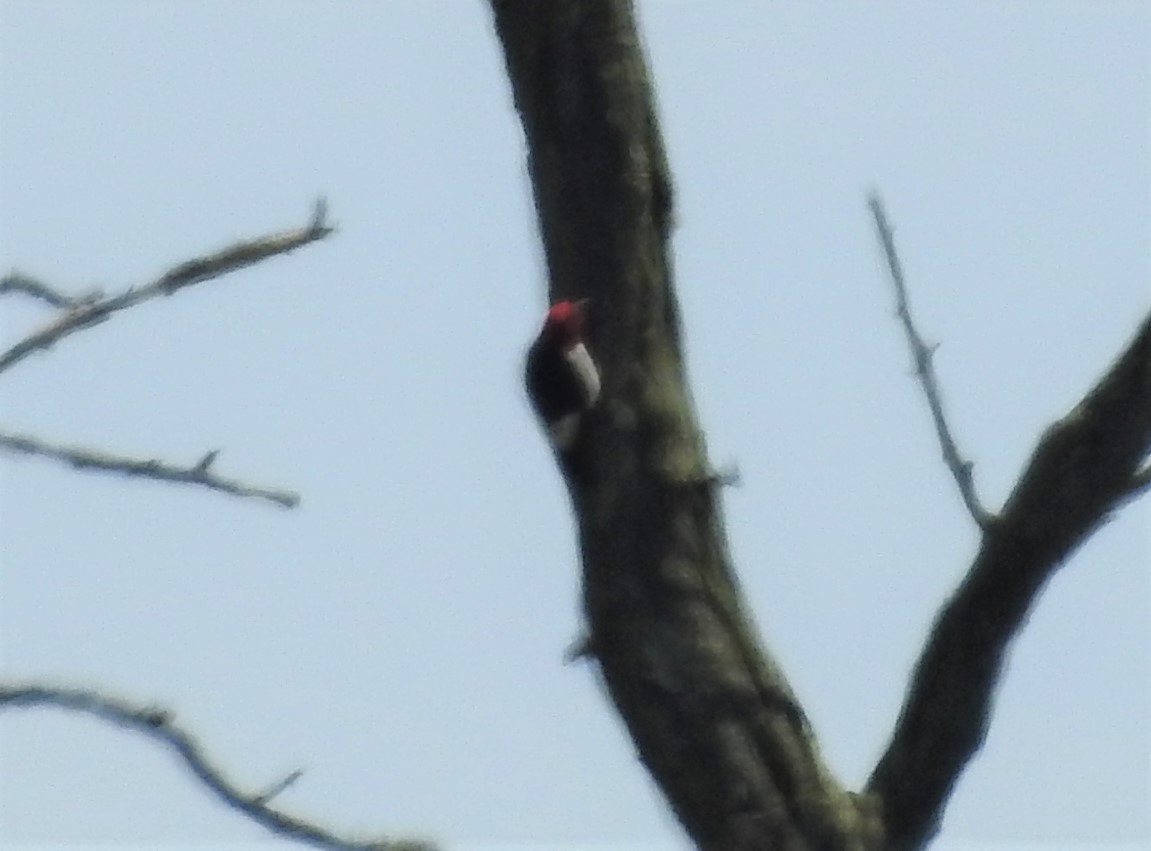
top-left (1, 3), bottom-right (1147, 849)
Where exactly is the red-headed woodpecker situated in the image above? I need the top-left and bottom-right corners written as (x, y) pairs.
top-left (525, 299), bottom-right (600, 451)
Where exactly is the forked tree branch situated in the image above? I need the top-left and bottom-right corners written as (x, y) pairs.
top-left (867, 308), bottom-right (1151, 850)
top-left (0, 430), bottom-right (298, 508)
top-left (0, 199), bottom-right (333, 376)
top-left (0, 684), bottom-right (436, 851)
top-left (0, 272), bottom-right (100, 309)
top-left (868, 194), bottom-right (995, 529)
top-left (494, 5), bottom-right (1148, 847)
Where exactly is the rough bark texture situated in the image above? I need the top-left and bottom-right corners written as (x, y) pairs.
top-left (488, 2), bottom-right (1151, 850)
top-left (489, 3), bottom-right (873, 849)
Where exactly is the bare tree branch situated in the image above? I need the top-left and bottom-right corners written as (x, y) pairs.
top-left (1, 272), bottom-right (100, 309)
top-left (0, 199), bottom-right (333, 376)
top-left (867, 309), bottom-right (1151, 850)
top-left (868, 194), bottom-right (995, 530)
top-left (0, 430), bottom-right (299, 508)
top-left (0, 684), bottom-right (436, 851)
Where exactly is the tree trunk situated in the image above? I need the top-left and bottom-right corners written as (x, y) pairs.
top-left (488, 3), bottom-right (1151, 849)
top-left (488, 3), bottom-right (878, 848)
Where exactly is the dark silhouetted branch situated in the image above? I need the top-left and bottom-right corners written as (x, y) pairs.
top-left (253, 769), bottom-right (307, 806)
top-left (1, 273), bottom-right (100, 309)
top-left (868, 194), bottom-right (995, 529)
top-left (0, 199), bottom-right (333, 376)
top-left (867, 310), bottom-right (1151, 850)
top-left (0, 430), bottom-right (299, 509)
top-left (0, 684), bottom-right (436, 851)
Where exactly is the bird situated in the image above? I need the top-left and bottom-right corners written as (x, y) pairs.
top-left (525, 299), bottom-right (601, 451)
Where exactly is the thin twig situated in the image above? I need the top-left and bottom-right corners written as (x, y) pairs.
top-left (0, 273), bottom-right (100, 309)
top-left (0, 430), bottom-right (299, 509)
top-left (0, 199), bottom-right (333, 376)
top-left (868, 193), bottom-right (995, 529)
top-left (253, 768), bottom-right (307, 806)
top-left (0, 684), bottom-right (436, 851)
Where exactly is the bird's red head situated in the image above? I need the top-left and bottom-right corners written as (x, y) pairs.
top-left (541, 299), bottom-right (587, 347)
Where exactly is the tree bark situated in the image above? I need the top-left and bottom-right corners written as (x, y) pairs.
top-left (489, 3), bottom-right (875, 849)
top-left (488, 3), bottom-right (1151, 850)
